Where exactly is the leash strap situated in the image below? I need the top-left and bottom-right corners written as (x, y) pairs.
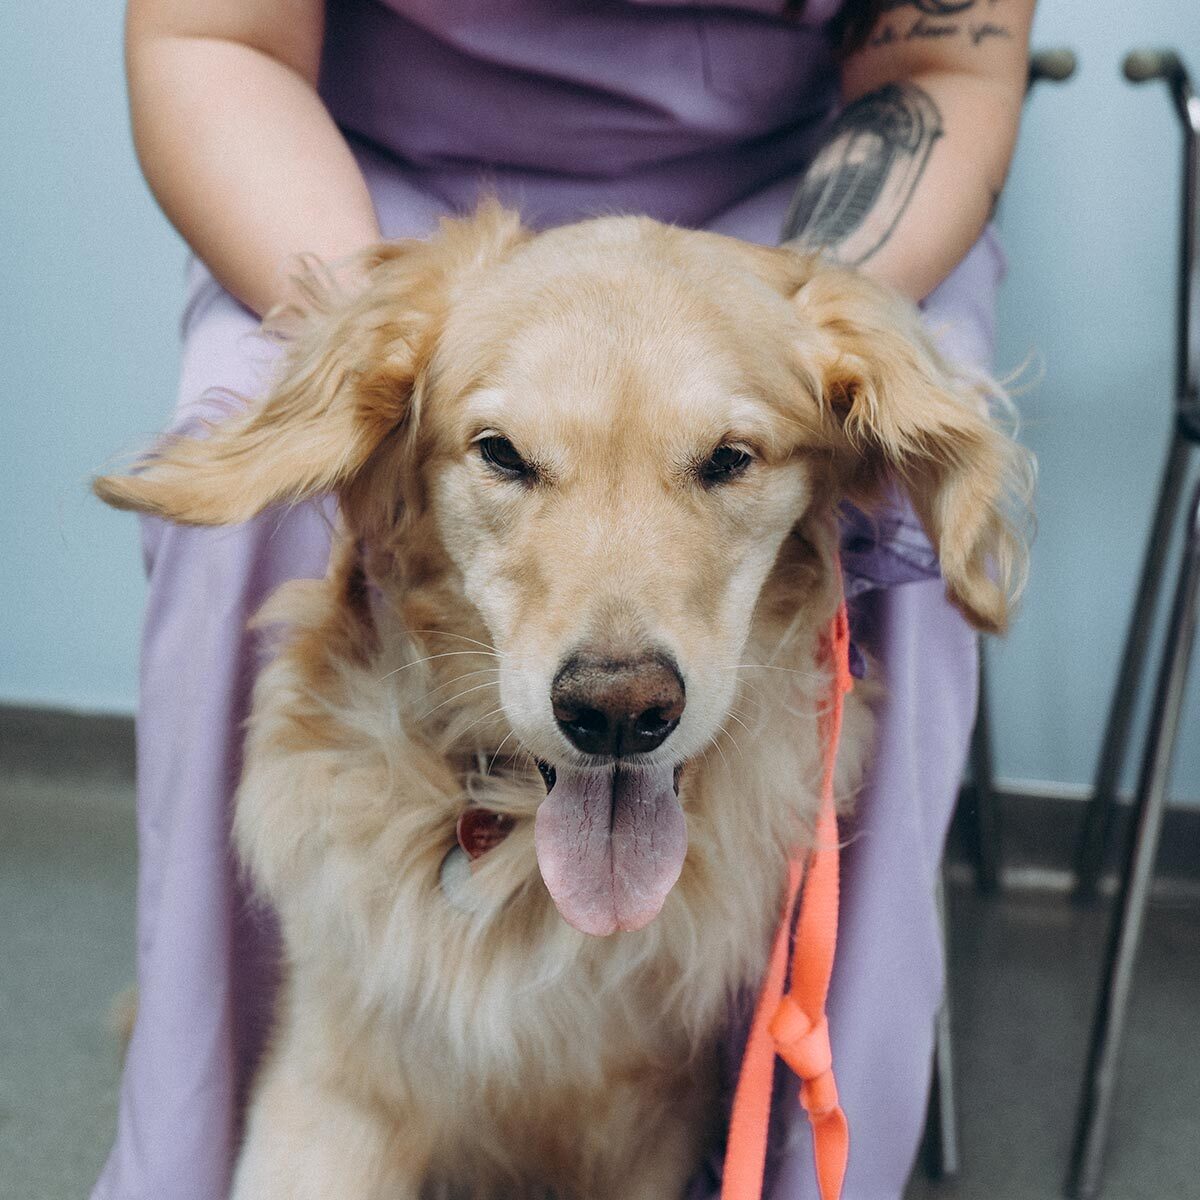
top-left (721, 600), bottom-right (853, 1200)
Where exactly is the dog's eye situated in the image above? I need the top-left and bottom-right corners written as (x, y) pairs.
top-left (478, 435), bottom-right (534, 480)
top-left (698, 445), bottom-right (753, 487)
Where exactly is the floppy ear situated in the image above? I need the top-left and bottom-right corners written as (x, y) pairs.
top-left (94, 202), bottom-right (528, 526)
top-left (791, 260), bottom-right (1032, 634)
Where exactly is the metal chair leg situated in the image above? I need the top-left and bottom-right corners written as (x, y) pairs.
top-left (927, 645), bottom-right (995, 1178)
top-left (963, 646), bottom-right (1003, 894)
top-left (924, 873), bottom-right (961, 1180)
top-left (1066, 480), bottom-right (1200, 1199)
top-left (1073, 435), bottom-right (1192, 901)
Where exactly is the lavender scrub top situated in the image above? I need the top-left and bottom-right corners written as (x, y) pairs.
top-left (321, 0), bottom-right (841, 227)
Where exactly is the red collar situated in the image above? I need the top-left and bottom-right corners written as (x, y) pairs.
top-left (456, 806), bottom-right (514, 861)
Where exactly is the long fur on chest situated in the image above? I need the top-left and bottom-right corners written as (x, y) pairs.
top-left (231, 533), bottom-right (841, 1184)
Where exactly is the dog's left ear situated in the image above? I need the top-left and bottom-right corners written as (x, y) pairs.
top-left (95, 202), bottom-right (528, 526)
top-left (790, 260), bottom-right (1032, 634)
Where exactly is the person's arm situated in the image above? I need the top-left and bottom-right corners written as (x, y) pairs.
top-left (126, 0), bottom-right (381, 317)
top-left (782, 0), bottom-right (1037, 301)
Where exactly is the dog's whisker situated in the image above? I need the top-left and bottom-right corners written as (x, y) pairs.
top-left (720, 727), bottom-right (747, 761)
top-left (729, 674), bottom-right (768, 696)
top-left (455, 700), bottom-right (539, 757)
top-left (419, 680), bottom-right (502, 721)
top-left (724, 711), bottom-right (753, 745)
top-left (704, 731), bottom-right (732, 774)
top-left (377, 650), bottom-right (502, 684)
top-left (452, 706), bottom-right (510, 746)
top-left (485, 728), bottom-right (520, 776)
top-left (729, 692), bottom-right (768, 726)
top-left (713, 738), bottom-right (732, 773)
top-left (729, 700), bottom-right (764, 730)
top-left (406, 629), bottom-right (500, 654)
top-left (422, 668), bottom-right (503, 697)
top-left (512, 747), bottom-right (539, 775)
top-left (720, 663), bottom-right (819, 679)
top-left (729, 685), bottom-right (767, 713)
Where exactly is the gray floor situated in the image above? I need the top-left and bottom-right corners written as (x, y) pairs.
top-left (1, 727), bottom-right (1197, 1200)
top-left (906, 886), bottom-right (1200, 1200)
top-left (1, 733), bottom-right (136, 1200)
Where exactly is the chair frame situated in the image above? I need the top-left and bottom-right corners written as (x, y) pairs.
top-left (1067, 50), bottom-right (1200, 1200)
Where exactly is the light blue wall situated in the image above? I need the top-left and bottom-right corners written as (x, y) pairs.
top-left (2, 2), bottom-right (1198, 799)
top-left (2, 2), bottom-right (182, 712)
top-left (991, 3), bottom-right (1200, 800)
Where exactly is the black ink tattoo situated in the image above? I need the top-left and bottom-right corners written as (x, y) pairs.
top-left (879, 0), bottom-right (976, 14)
top-left (864, 0), bottom-right (1012, 51)
top-left (780, 83), bottom-right (944, 267)
top-left (970, 21), bottom-right (1013, 45)
top-left (906, 15), bottom-right (960, 39)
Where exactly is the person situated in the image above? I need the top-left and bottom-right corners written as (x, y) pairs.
top-left (95, 1), bottom-right (1035, 1197)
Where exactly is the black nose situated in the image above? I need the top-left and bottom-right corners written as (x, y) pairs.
top-left (551, 653), bottom-right (685, 757)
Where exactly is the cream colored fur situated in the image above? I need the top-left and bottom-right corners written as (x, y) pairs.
top-left (95, 205), bottom-right (1030, 1200)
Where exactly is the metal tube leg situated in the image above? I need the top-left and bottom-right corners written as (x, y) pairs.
top-left (1073, 435), bottom-right (1191, 900)
top-left (1066, 481), bottom-right (1200, 1200)
top-left (923, 872), bottom-right (961, 1180)
top-left (965, 645), bottom-right (1002, 894)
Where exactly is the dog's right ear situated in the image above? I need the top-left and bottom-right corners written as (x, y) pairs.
top-left (94, 203), bottom-right (528, 526)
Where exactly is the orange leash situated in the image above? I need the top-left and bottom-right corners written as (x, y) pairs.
top-left (721, 601), bottom-right (853, 1200)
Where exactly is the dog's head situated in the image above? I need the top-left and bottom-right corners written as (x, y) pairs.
top-left (97, 204), bottom-right (1029, 934)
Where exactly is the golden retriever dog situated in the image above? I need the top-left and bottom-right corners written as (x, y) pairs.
top-left (96, 204), bottom-right (1027, 1200)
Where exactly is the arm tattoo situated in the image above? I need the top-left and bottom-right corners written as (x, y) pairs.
top-left (879, 0), bottom-right (977, 11)
top-left (780, 82), bottom-right (943, 266)
top-left (861, 0), bottom-right (1013, 50)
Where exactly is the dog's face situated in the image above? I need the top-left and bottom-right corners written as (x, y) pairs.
top-left (96, 205), bottom-right (1028, 935)
top-left (422, 221), bottom-right (825, 778)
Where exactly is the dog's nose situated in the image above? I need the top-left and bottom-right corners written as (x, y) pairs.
top-left (551, 653), bottom-right (685, 757)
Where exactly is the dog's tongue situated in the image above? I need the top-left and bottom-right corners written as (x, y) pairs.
top-left (534, 764), bottom-right (686, 936)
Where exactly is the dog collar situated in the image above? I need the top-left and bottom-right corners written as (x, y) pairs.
top-left (456, 806), bottom-right (515, 860)
top-left (438, 807), bottom-right (514, 914)
top-left (439, 806), bottom-right (516, 913)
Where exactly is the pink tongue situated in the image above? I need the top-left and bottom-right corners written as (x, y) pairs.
top-left (534, 765), bottom-right (686, 936)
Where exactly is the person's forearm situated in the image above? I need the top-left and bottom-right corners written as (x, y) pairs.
top-left (782, 71), bottom-right (1020, 300)
top-left (127, 16), bottom-right (380, 317)
top-left (782, 0), bottom-right (1034, 301)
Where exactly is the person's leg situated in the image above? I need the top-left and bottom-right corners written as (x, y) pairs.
top-left (91, 274), bottom-right (335, 1200)
top-left (768, 582), bottom-right (978, 1200)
